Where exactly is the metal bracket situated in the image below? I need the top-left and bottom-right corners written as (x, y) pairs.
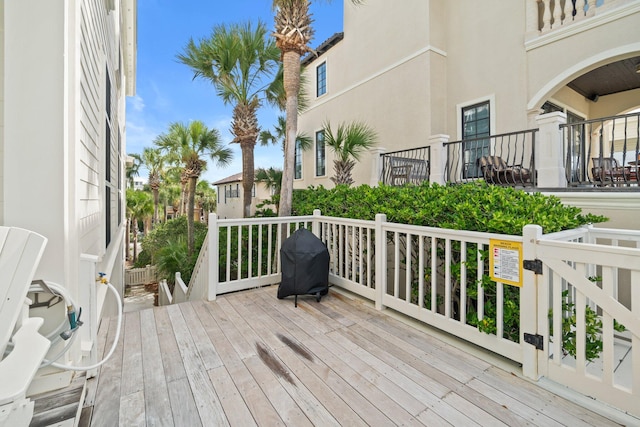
top-left (524, 333), bottom-right (544, 350)
top-left (523, 259), bottom-right (543, 275)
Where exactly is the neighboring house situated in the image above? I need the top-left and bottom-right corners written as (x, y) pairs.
top-left (297, 0), bottom-right (640, 228)
top-left (132, 176), bottom-right (147, 191)
top-left (213, 173), bottom-right (276, 218)
top-left (1, 0), bottom-right (136, 394)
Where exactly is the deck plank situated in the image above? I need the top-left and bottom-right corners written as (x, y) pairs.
top-left (192, 301), bottom-right (285, 427)
top-left (166, 377), bottom-right (202, 427)
top-left (120, 311), bottom-right (143, 397)
top-left (89, 286), bottom-right (633, 426)
top-left (154, 304), bottom-right (186, 383)
top-left (139, 309), bottom-right (173, 427)
top-left (91, 315), bottom-right (124, 427)
top-left (166, 304), bottom-right (228, 426)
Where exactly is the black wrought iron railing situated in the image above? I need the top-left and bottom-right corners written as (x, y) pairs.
top-left (444, 130), bottom-right (537, 187)
top-left (380, 146), bottom-right (430, 186)
top-left (561, 112), bottom-right (640, 187)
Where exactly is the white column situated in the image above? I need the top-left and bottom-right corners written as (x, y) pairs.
top-left (535, 112), bottom-right (567, 188)
top-left (369, 147), bottom-right (386, 187)
top-left (427, 134), bottom-right (450, 185)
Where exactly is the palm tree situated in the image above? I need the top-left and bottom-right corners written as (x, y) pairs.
top-left (126, 153), bottom-right (142, 189)
top-left (273, 0), bottom-right (364, 216)
top-left (322, 120), bottom-right (378, 186)
top-left (259, 115), bottom-right (312, 152)
top-left (155, 121), bottom-right (232, 255)
top-left (178, 21), bottom-right (280, 218)
top-left (126, 189), bottom-right (153, 263)
top-left (255, 167), bottom-right (283, 193)
top-left (140, 147), bottom-right (164, 225)
top-left (195, 180), bottom-right (217, 222)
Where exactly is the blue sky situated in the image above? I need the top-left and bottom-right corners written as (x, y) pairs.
top-left (127, 0), bottom-right (344, 184)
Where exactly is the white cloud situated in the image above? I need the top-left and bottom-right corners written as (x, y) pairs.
top-left (128, 95), bottom-right (145, 113)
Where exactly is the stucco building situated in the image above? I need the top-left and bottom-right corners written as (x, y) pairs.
top-left (296, 0), bottom-right (640, 227)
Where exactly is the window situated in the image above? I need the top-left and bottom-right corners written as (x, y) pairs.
top-left (105, 69), bottom-right (113, 248)
top-left (316, 62), bottom-right (327, 97)
top-left (462, 101), bottom-right (490, 178)
top-left (315, 130), bottom-right (326, 177)
top-left (295, 140), bottom-right (302, 179)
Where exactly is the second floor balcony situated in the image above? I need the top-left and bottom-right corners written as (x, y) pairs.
top-left (380, 111), bottom-right (640, 190)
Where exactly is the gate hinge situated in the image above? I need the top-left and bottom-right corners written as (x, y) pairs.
top-left (523, 259), bottom-right (543, 275)
top-left (524, 333), bottom-right (544, 350)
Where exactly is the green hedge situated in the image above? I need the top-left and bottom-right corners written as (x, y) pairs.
top-left (292, 182), bottom-right (606, 234)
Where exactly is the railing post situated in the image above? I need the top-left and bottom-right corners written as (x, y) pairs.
top-left (375, 213), bottom-right (387, 310)
top-left (535, 112), bottom-right (568, 188)
top-left (370, 146), bottom-right (386, 186)
top-left (312, 209), bottom-right (321, 237)
top-left (208, 213), bottom-right (219, 301)
top-left (79, 254), bottom-right (99, 378)
top-left (427, 134), bottom-right (449, 185)
top-left (522, 224), bottom-right (542, 380)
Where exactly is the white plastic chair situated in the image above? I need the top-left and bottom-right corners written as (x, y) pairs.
top-left (0, 227), bottom-right (50, 427)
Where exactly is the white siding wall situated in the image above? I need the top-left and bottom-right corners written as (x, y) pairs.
top-left (1, 0), bottom-right (133, 391)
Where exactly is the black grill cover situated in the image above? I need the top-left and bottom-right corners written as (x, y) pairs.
top-left (278, 228), bottom-right (329, 304)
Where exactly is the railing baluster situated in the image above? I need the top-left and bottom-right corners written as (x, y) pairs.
top-left (445, 239), bottom-right (452, 318)
top-left (460, 241), bottom-right (467, 324)
top-left (431, 237), bottom-right (438, 312)
top-left (418, 236), bottom-right (425, 309)
top-left (477, 243), bottom-right (484, 321)
top-left (542, 0), bottom-right (552, 31)
top-left (406, 233), bottom-right (412, 303)
top-left (394, 232), bottom-right (400, 298)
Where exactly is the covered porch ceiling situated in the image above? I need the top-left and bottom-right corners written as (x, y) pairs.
top-left (567, 55), bottom-right (640, 101)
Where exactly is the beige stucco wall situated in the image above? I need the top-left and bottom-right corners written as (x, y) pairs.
top-left (297, 0), bottom-right (640, 192)
top-left (216, 181), bottom-right (276, 219)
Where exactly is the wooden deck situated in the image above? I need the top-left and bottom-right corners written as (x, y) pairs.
top-left (82, 286), bottom-right (624, 426)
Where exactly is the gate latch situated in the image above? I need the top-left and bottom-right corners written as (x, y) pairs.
top-left (523, 259), bottom-right (543, 275)
top-left (524, 333), bottom-right (544, 350)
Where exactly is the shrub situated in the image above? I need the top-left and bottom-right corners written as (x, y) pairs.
top-left (292, 182), bottom-right (606, 234)
top-left (138, 217), bottom-right (207, 284)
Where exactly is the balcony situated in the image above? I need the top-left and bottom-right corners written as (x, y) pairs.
top-left (380, 112), bottom-right (639, 190)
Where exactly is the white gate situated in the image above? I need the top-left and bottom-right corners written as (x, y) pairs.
top-left (526, 225), bottom-right (640, 418)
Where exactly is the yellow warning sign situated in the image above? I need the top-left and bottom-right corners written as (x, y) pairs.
top-left (489, 239), bottom-right (523, 287)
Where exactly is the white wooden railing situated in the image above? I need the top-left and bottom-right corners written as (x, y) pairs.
top-left (535, 225), bottom-right (640, 416)
top-left (172, 211), bottom-right (639, 417)
top-left (124, 265), bottom-right (157, 286)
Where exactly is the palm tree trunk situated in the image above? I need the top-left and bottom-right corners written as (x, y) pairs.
top-left (241, 142), bottom-right (255, 218)
top-left (278, 49), bottom-right (301, 217)
top-left (187, 176), bottom-right (197, 255)
top-left (152, 188), bottom-right (159, 225)
top-left (125, 217), bottom-right (131, 261)
top-left (132, 218), bottom-right (139, 263)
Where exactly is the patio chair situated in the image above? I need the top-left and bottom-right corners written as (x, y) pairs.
top-left (388, 156), bottom-right (429, 186)
top-left (477, 155), bottom-right (531, 186)
top-left (0, 227), bottom-right (50, 427)
top-left (591, 157), bottom-right (633, 186)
